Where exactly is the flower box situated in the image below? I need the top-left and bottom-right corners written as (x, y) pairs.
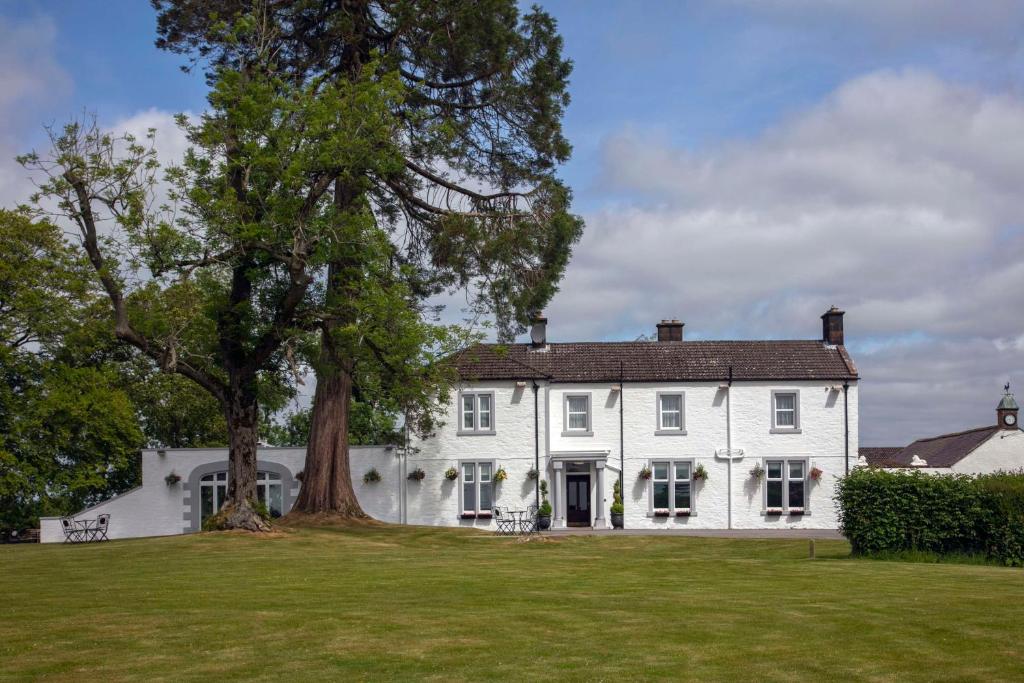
top-left (654, 509), bottom-right (671, 517)
top-left (476, 511), bottom-right (492, 519)
top-left (460, 512), bottom-right (477, 519)
top-left (788, 508), bottom-right (805, 515)
top-left (765, 508), bottom-right (783, 515)
top-left (675, 509), bottom-right (691, 517)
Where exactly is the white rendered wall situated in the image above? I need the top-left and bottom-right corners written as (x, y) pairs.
top-left (951, 429), bottom-right (1024, 474)
top-left (41, 445), bottom-right (396, 542)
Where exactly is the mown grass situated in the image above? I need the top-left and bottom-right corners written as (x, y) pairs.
top-left (2, 524), bottom-right (1023, 681)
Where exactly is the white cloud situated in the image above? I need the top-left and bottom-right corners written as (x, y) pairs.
top-left (543, 69), bottom-right (1024, 444)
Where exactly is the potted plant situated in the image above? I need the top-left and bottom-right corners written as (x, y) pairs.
top-left (444, 466), bottom-right (459, 481)
top-left (638, 465), bottom-right (652, 481)
top-left (537, 479), bottom-right (552, 530)
top-left (164, 471), bottom-right (181, 486)
top-left (693, 463), bottom-right (709, 481)
top-left (408, 467), bottom-right (426, 481)
top-left (749, 463), bottom-right (765, 480)
top-left (610, 477), bottom-right (624, 528)
top-left (809, 466), bottom-right (823, 482)
top-left (493, 467), bottom-right (507, 483)
top-left (363, 468), bottom-right (382, 484)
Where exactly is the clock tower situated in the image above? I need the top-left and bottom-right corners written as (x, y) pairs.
top-left (997, 383), bottom-right (1019, 430)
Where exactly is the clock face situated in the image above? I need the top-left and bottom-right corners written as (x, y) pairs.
top-left (1006, 414), bottom-right (1017, 426)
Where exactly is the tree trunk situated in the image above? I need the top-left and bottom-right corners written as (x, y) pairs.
top-left (215, 384), bottom-right (271, 531)
top-left (292, 346), bottom-right (366, 516)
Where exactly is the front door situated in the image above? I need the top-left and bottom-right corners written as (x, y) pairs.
top-left (566, 474), bottom-right (591, 527)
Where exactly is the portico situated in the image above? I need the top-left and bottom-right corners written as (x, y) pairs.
top-left (548, 451), bottom-right (616, 529)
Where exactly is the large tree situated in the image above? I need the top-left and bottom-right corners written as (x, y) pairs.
top-left (153, 0), bottom-right (583, 516)
top-left (18, 19), bottom-right (407, 528)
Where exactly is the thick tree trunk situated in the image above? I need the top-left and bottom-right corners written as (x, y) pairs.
top-left (292, 349), bottom-right (366, 516)
top-left (214, 385), bottom-right (271, 531)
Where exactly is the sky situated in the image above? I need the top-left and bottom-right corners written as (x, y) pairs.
top-left (1, 1), bottom-right (1022, 446)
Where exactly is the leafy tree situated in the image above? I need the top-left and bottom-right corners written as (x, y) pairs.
top-left (0, 212), bottom-right (144, 532)
top-left (18, 30), bottom-right (379, 528)
top-left (153, 0), bottom-right (583, 517)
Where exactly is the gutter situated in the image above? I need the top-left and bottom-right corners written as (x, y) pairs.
top-left (726, 366), bottom-right (733, 530)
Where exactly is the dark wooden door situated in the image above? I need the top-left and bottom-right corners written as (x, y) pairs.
top-left (566, 475), bottom-right (591, 527)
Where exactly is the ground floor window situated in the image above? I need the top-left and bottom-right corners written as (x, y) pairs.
top-left (256, 471), bottom-right (284, 518)
top-left (651, 459), bottom-right (693, 514)
top-left (200, 470), bottom-right (284, 523)
top-left (765, 459), bottom-right (806, 512)
top-left (461, 461), bottom-right (493, 515)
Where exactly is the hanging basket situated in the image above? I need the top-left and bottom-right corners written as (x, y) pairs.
top-left (408, 468), bottom-right (426, 481)
top-left (363, 468), bottom-right (382, 484)
top-left (444, 466), bottom-right (459, 481)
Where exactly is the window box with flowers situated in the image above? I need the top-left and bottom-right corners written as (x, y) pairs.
top-left (653, 509), bottom-right (671, 517)
top-left (675, 509), bottom-right (691, 517)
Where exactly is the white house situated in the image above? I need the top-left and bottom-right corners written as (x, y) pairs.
top-left (859, 386), bottom-right (1022, 474)
top-left (42, 307), bottom-right (860, 542)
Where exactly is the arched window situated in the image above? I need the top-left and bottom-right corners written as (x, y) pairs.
top-left (198, 470), bottom-right (284, 524)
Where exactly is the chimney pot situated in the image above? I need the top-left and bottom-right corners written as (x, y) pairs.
top-left (821, 306), bottom-right (845, 345)
top-left (656, 319), bottom-right (684, 342)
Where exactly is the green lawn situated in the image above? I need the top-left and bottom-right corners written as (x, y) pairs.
top-left (2, 525), bottom-right (1022, 681)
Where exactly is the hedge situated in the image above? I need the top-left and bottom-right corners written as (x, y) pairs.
top-left (836, 468), bottom-right (1024, 566)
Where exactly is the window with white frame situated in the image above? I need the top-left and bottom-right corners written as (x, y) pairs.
top-left (657, 392), bottom-right (685, 432)
top-left (459, 392), bottom-right (495, 434)
top-left (461, 461), bottom-right (494, 515)
top-left (772, 391), bottom-right (799, 430)
top-left (651, 460), bottom-right (693, 513)
top-left (256, 470), bottom-right (283, 518)
top-left (765, 459), bottom-right (806, 512)
top-left (199, 471), bottom-right (228, 523)
top-left (564, 394), bottom-right (591, 434)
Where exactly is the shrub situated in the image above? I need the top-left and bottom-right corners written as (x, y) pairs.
top-left (836, 468), bottom-right (1024, 566)
top-left (538, 500), bottom-right (552, 516)
top-left (611, 477), bottom-right (624, 515)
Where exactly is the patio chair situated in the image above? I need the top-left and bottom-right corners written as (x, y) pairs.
top-left (494, 507), bottom-right (518, 536)
top-left (519, 504), bottom-right (539, 534)
top-left (91, 514), bottom-right (110, 542)
top-left (61, 518), bottom-right (84, 544)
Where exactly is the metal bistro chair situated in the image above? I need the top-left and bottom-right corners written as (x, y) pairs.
top-left (494, 507), bottom-right (518, 536)
top-left (91, 514), bottom-right (110, 542)
top-left (519, 504), bottom-right (539, 535)
top-left (61, 518), bottom-right (84, 543)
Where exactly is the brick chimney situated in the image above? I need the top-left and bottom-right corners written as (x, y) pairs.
top-left (656, 319), bottom-right (684, 342)
top-left (821, 307), bottom-right (845, 346)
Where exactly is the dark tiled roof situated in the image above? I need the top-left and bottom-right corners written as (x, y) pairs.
top-left (858, 447), bottom-right (904, 467)
top-left (882, 426), bottom-right (1000, 468)
top-left (451, 340), bottom-right (858, 383)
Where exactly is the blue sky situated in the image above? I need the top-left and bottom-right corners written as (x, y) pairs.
top-left (2, 1), bottom-right (1023, 445)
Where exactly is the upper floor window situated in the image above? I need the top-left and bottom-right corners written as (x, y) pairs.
top-left (765, 459), bottom-right (806, 513)
top-left (771, 391), bottom-right (800, 432)
top-left (656, 392), bottom-right (685, 434)
top-left (459, 391), bottom-right (495, 434)
top-left (563, 393), bottom-right (592, 436)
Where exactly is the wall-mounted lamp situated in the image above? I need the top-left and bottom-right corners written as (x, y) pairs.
top-left (515, 381), bottom-right (528, 388)
top-left (610, 384), bottom-right (622, 392)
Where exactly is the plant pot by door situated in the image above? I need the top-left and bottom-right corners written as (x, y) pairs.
top-left (537, 514), bottom-right (551, 531)
top-left (610, 511), bottom-right (623, 529)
